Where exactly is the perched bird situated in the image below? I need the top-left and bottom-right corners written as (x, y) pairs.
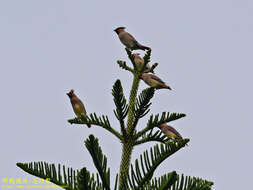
top-left (158, 123), bottom-right (183, 140)
top-left (140, 73), bottom-right (172, 90)
top-left (132, 53), bottom-right (153, 73)
top-left (67, 89), bottom-right (91, 128)
top-left (114, 27), bottom-right (150, 51)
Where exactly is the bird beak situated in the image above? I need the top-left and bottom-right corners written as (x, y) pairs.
top-left (113, 29), bottom-right (118, 34)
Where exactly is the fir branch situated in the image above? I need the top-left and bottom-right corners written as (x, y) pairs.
top-left (157, 172), bottom-right (178, 190)
top-left (77, 167), bottom-right (102, 190)
top-left (136, 112), bottom-right (186, 139)
top-left (134, 131), bottom-right (169, 146)
top-left (128, 139), bottom-right (189, 189)
top-left (113, 174), bottom-right (119, 190)
top-left (134, 172), bottom-right (213, 190)
top-left (85, 135), bottom-right (110, 190)
top-left (112, 79), bottom-right (128, 140)
top-left (16, 162), bottom-right (77, 190)
top-left (138, 171), bottom-right (178, 190)
top-left (132, 87), bottom-right (155, 134)
top-left (117, 60), bottom-right (134, 73)
top-left (68, 113), bottom-right (123, 141)
top-left (148, 62), bottom-right (158, 73)
top-left (170, 174), bottom-right (213, 190)
top-left (141, 49), bottom-right (152, 73)
top-left (143, 49), bottom-right (151, 65)
top-left (125, 48), bottom-right (136, 69)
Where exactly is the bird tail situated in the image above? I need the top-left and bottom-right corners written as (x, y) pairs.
top-left (162, 84), bottom-right (172, 90)
top-left (167, 86), bottom-right (172, 90)
top-left (138, 44), bottom-right (151, 50)
top-left (87, 124), bottom-right (91, 128)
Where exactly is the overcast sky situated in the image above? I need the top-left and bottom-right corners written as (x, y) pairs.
top-left (1, 0), bottom-right (252, 189)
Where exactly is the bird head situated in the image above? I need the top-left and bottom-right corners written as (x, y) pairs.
top-left (114, 27), bottom-right (126, 34)
top-left (67, 89), bottom-right (75, 99)
top-left (132, 53), bottom-right (140, 58)
top-left (140, 73), bottom-right (148, 80)
top-left (159, 123), bottom-right (167, 129)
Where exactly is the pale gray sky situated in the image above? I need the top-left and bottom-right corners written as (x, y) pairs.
top-left (1, 0), bottom-right (252, 189)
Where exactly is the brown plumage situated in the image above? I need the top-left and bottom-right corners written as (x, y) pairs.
top-left (132, 53), bottom-right (153, 73)
top-left (159, 124), bottom-right (183, 140)
top-left (140, 73), bottom-right (172, 90)
top-left (67, 89), bottom-right (91, 128)
top-left (114, 27), bottom-right (151, 51)
top-left (158, 123), bottom-right (188, 146)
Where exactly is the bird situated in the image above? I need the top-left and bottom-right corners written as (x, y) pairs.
top-left (67, 89), bottom-right (91, 128)
top-left (140, 73), bottom-right (172, 90)
top-left (132, 53), bottom-right (153, 73)
top-left (114, 27), bottom-right (151, 51)
top-left (158, 123), bottom-right (184, 141)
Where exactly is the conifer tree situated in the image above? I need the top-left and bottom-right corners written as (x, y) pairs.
top-left (17, 48), bottom-right (213, 190)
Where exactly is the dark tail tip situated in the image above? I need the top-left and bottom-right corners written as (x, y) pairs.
top-left (144, 46), bottom-right (151, 50)
top-left (87, 124), bottom-right (91, 128)
top-left (139, 44), bottom-right (151, 51)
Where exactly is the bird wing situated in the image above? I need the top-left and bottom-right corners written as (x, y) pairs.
top-left (166, 126), bottom-right (183, 139)
top-left (125, 32), bottom-right (137, 41)
top-left (72, 99), bottom-right (87, 116)
top-left (125, 32), bottom-right (139, 46)
top-left (150, 75), bottom-right (165, 84)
